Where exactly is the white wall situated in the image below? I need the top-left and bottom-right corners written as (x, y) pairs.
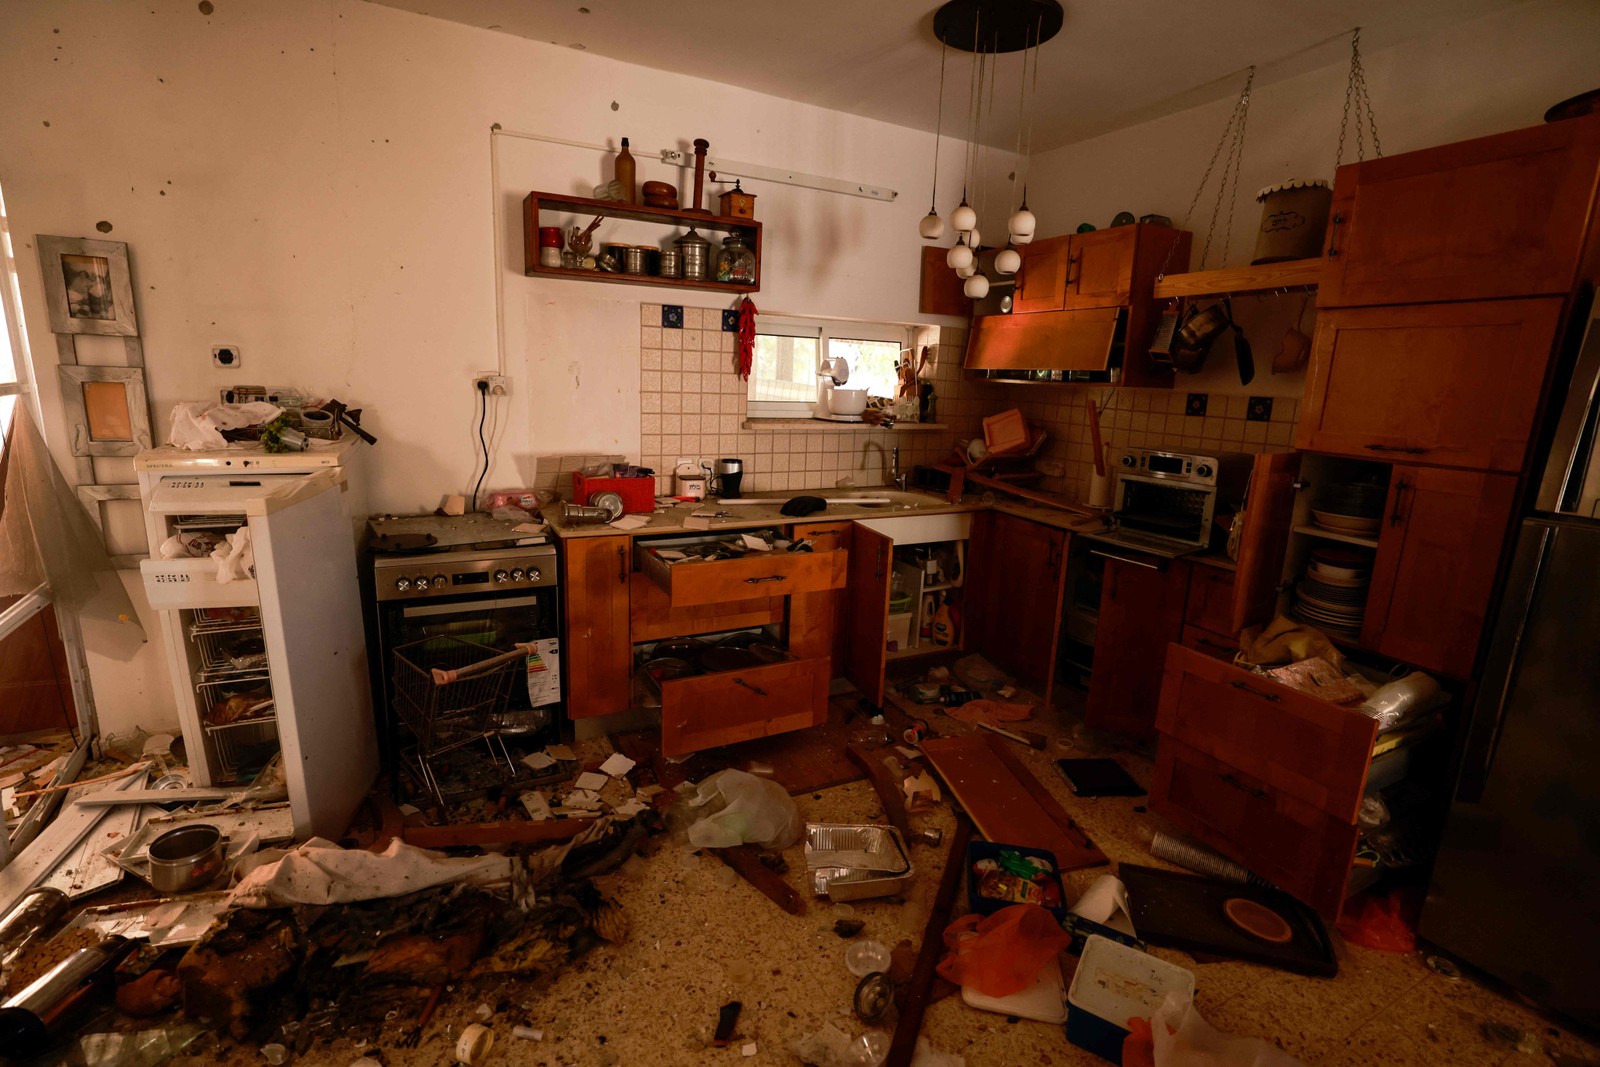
top-left (0, 0), bottom-right (1009, 733)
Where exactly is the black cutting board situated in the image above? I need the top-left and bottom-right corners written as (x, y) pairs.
top-left (1118, 864), bottom-right (1339, 978)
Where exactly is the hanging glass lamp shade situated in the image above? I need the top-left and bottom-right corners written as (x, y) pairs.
top-left (919, 210), bottom-right (946, 240)
top-left (964, 274), bottom-right (991, 299)
top-left (946, 237), bottom-right (974, 271)
top-left (994, 246), bottom-right (1021, 274)
top-left (951, 198), bottom-right (977, 233)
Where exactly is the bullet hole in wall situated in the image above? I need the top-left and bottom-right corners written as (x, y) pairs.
top-left (96, 221), bottom-right (113, 233)
top-left (41, 120), bottom-right (50, 127)
top-left (198, 1), bottom-right (214, 14)
top-left (611, 101), bottom-right (619, 111)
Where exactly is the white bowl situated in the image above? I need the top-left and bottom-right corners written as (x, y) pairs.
top-left (827, 388), bottom-right (869, 416)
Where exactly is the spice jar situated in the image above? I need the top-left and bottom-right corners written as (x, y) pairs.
top-left (658, 249), bottom-right (682, 278)
top-left (538, 226), bottom-right (563, 269)
top-left (674, 228), bottom-right (711, 281)
top-left (716, 232), bottom-right (756, 284)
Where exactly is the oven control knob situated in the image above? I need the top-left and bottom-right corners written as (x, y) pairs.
top-left (494, 569), bottom-right (510, 583)
top-left (529, 567), bottom-right (541, 582)
top-left (431, 574), bottom-right (447, 589)
top-left (1119, 454), bottom-right (1136, 467)
top-left (1195, 463), bottom-right (1213, 478)
top-left (414, 575), bottom-right (431, 590)
top-left (511, 568), bottom-right (526, 581)
top-left (394, 576), bottom-right (411, 591)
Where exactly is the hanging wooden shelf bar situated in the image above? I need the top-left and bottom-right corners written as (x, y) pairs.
top-left (1152, 257), bottom-right (1323, 300)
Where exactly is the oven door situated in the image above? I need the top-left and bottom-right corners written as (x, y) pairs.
top-left (1113, 474), bottom-right (1215, 546)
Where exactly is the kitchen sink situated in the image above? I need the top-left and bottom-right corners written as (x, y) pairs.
top-left (832, 490), bottom-right (945, 510)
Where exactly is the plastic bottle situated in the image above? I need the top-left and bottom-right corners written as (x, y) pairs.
top-left (932, 596), bottom-right (954, 647)
top-left (919, 594), bottom-right (937, 639)
top-left (614, 137), bottom-right (636, 203)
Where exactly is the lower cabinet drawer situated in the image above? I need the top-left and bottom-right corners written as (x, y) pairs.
top-left (1180, 625), bottom-right (1238, 662)
top-left (658, 655), bottom-right (829, 757)
top-left (1152, 737), bottom-right (1359, 916)
top-left (1156, 644), bottom-right (1378, 822)
top-left (637, 537), bottom-right (847, 608)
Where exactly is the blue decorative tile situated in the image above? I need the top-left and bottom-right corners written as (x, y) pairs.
top-left (661, 305), bottom-right (684, 329)
top-left (1185, 393), bottom-right (1208, 417)
top-left (721, 309), bottom-right (740, 332)
top-left (1246, 396), bottom-right (1273, 422)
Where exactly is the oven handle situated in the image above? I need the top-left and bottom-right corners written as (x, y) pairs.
top-left (400, 594), bottom-right (545, 619)
top-left (1090, 548), bottom-right (1167, 572)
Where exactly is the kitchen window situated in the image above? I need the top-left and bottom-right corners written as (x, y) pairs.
top-left (746, 316), bottom-right (912, 419)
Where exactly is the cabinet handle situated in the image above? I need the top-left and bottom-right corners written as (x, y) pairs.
top-left (1390, 478), bottom-right (1411, 528)
top-left (733, 677), bottom-right (768, 697)
top-left (1221, 772), bottom-right (1268, 800)
top-left (1090, 548), bottom-right (1165, 572)
top-left (617, 545), bottom-right (627, 584)
top-left (1065, 253), bottom-right (1079, 287)
top-left (1195, 635), bottom-right (1235, 656)
top-left (1326, 211), bottom-right (1345, 258)
top-left (744, 574), bottom-right (789, 585)
top-left (1364, 444), bottom-right (1428, 455)
top-left (1228, 679), bottom-right (1280, 703)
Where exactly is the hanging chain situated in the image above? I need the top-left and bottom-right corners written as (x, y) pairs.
top-left (1167, 66), bottom-right (1254, 274)
top-left (1335, 27), bottom-right (1383, 171)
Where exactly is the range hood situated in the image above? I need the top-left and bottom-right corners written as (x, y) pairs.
top-left (964, 306), bottom-right (1127, 384)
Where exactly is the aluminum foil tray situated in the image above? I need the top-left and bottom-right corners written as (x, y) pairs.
top-left (805, 823), bottom-right (914, 902)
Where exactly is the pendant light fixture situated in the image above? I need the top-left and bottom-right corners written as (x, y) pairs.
top-left (946, 232), bottom-right (974, 270)
top-left (919, 41), bottom-right (949, 239)
top-left (1007, 11), bottom-right (1043, 246)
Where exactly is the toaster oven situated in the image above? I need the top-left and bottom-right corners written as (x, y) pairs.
top-left (1108, 448), bottom-right (1252, 550)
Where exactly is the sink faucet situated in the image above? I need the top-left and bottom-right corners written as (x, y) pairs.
top-left (865, 441), bottom-right (909, 491)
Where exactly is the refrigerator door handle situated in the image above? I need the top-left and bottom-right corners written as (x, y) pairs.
top-left (1456, 524), bottom-right (1554, 803)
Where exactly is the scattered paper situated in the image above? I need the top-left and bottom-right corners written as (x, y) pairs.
top-left (740, 534), bottom-right (771, 551)
top-left (904, 771), bottom-right (941, 806)
top-left (521, 752), bottom-right (557, 771)
top-left (1070, 874), bottom-right (1136, 936)
top-left (742, 1043), bottom-right (758, 1057)
top-left (142, 734), bottom-right (176, 757)
top-left (574, 771), bottom-right (608, 792)
top-left (520, 792), bottom-right (552, 821)
top-left (599, 753), bottom-right (636, 777)
top-left (513, 522), bottom-right (547, 534)
top-left (895, 745), bottom-right (923, 761)
top-left (563, 789), bottom-right (604, 810)
top-left (612, 798), bottom-right (649, 818)
top-left (398, 803), bottom-right (422, 816)
top-left (636, 784), bottom-right (664, 799)
top-left (545, 744), bottom-right (576, 762)
top-left (610, 514), bottom-right (650, 531)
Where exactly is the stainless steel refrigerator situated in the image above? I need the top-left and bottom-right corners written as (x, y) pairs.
top-left (1421, 307), bottom-right (1600, 1029)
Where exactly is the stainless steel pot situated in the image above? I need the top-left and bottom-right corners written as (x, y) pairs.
top-left (147, 824), bottom-right (226, 893)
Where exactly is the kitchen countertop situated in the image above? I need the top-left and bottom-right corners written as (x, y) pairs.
top-left (545, 486), bottom-right (1110, 539)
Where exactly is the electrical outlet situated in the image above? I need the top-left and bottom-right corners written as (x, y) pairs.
top-left (212, 345), bottom-right (241, 368)
top-left (473, 374), bottom-right (511, 397)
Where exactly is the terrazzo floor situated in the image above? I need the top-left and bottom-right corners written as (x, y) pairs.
top-left (177, 708), bottom-right (1598, 1067)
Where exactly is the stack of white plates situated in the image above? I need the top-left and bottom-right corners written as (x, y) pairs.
top-left (1291, 546), bottom-right (1372, 638)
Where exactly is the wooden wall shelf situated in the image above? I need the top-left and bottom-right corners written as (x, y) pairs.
top-left (523, 191), bottom-right (763, 294)
top-left (1153, 257), bottom-right (1323, 300)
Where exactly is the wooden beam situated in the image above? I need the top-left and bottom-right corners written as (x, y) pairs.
top-left (885, 815), bottom-right (972, 1067)
top-left (1152, 257), bottom-right (1323, 300)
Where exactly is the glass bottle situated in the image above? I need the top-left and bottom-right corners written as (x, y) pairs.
top-left (614, 137), bottom-right (636, 204)
top-left (715, 232), bottom-right (757, 284)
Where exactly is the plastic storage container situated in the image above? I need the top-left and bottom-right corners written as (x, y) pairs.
top-left (966, 841), bottom-right (1068, 922)
top-left (1066, 935), bottom-right (1195, 1064)
top-left (572, 472), bottom-right (656, 514)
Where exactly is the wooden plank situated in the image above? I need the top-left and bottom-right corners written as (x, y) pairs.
top-left (8, 740), bottom-right (89, 856)
top-left (0, 767), bottom-right (138, 912)
top-left (885, 815), bottom-right (972, 1067)
top-left (960, 471), bottom-right (1104, 520)
top-left (1153, 257), bottom-right (1323, 300)
top-left (919, 733), bottom-right (1106, 872)
top-left (38, 772), bottom-right (150, 899)
top-left (403, 819), bottom-right (595, 848)
top-left (846, 743), bottom-right (916, 845)
top-left (77, 787), bottom-right (247, 807)
top-left (713, 845), bottom-right (805, 915)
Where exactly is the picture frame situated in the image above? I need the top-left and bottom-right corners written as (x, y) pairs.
top-left (57, 365), bottom-right (153, 457)
top-left (75, 484), bottom-right (148, 570)
top-left (36, 235), bottom-right (138, 336)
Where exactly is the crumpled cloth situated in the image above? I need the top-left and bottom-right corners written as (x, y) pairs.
top-left (167, 400), bottom-right (282, 451)
top-left (211, 526), bottom-right (254, 583)
top-left (946, 698), bottom-right (1033, 728)
top-left (1237, 615), bottom-right (1345, 670)
top-left (229, 837), bottom-right (514, 908)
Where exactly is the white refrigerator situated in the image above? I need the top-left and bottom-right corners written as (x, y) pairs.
top-left (135, 440), bottom-right (376, 839)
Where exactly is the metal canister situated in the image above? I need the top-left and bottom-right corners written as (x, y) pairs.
top-left (0, 888), bottom-right (68, 969)
top-left (673, 228), bottom-right (711, 281)
top-left (622, 246), bottom-right (648, 276)
top-left (657, 249), bottom-right (682, 278)
top-left (1251, 179), bottom-right (1332, 264)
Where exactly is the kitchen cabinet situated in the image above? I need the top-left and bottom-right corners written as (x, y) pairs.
top-left (1297, 298), bottom-right (1564, 472)
top-left (1013, 226), bottom-right (1182, 314)
top-left (965, 511), bottom-right (1069, 701)
top-left (1083, 548), bottom-right (1188, 737)
top-left (1318, 115), bottom-right (1600, 308)
top-left (1063, 227), bottom-right (1140, 309)
top-left (1361, 466), bottom-right (1518, 680)
top-left (788, 521), bottom-right (853, 673)
top-left (563, 536), bottom-right (633, 719)
top-left (1013, 236), bottom-right (1072, 313)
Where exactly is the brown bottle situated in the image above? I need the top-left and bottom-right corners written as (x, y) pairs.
top-left (614, 137), bottom-right (636, 204)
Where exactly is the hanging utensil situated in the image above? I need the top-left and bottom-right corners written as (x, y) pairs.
top-left (1273, 294), bottom-right (1312, 374)
top-left (1225, 296), bottom-right (1255, 386)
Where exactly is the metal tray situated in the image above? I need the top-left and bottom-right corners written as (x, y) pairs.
top-left (805, 823), bottom-right (914, 902)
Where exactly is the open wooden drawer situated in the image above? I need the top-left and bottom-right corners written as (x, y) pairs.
top-left (635, 533), bottom-right (847, 609)
top-left (656, 654), bottom-right (829, 758)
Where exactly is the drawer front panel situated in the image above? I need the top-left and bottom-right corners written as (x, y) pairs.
top-left (639, 545), bottom-right (847, 608)
top-left (1156, 644), bottom-right (1377, 821)
top-left (1180, 625), bottom-right (1239, 662)
top-left (1184, 565), bottom-right (1237, 635)
top-left (628, 573), bottom-right (780, 644)
top-left (658, 655), bottom-right (828, 757)
top-left (140, 558), bottom-right (259, 610)
top-left (1152, 738), bottom-right (1358, 916)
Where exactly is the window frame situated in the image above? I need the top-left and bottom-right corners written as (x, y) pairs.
top-left (746, 315), bottom-right (914, 420)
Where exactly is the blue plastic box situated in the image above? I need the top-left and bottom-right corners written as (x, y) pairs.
top-left (1065, 934), bottom-right (1195, 1064)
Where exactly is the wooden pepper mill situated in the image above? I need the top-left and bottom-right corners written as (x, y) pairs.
top-left (688, 138), bottom-right (711, 215)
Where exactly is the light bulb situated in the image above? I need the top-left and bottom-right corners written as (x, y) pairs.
top-left (956, 264), bottom-right (977, 279)
top-left (964, 274), bottom-right (991, 299)
top-left (1009, 206), bottom-right (1037, 244)
top-left (946, 240), bottom-right (974, 271)
top-left (995, 247), bottom-right (1021, 275)
top-left (967, 227), bottom-right (981, 249)
top-left (951, 199), bottom-right (977, 233)
top-left (919, 211), bottom-right (945, 240)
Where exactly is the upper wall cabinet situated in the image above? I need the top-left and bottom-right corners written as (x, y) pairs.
top-left (1318, 116), bottom-right (1600, 308)
top-left (1013, 236), bottom-right (1073, 313)
top-left (1013, 226), bottom-right (1178, 314)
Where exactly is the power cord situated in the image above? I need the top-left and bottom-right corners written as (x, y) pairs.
top-left (471, 379), bottom-right (489, 512)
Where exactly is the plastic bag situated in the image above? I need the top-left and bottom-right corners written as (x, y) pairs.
top-left (1126, 990), bottom-right (1307, 1067)
top-left (1336, 888), bottom-right (1419, 953)
top-left (167, 400), bottom-right (282, 450)
top-left (935, 904), bottom-right (1073, 998)
top-left (211, 527), bottom-right (254, 584)
top-left (684, 769), bottom-right (801, 850)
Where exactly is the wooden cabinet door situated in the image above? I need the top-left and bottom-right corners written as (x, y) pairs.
top-left (790, 521), bottom-right (853, 674)
top-left (919, 246), bottom-right (970, 317)
top-left (563, 536), bottom-right (632, 718)
top-left (1229, 450), bottom-right (1301, 632)
top-left (843, 524), bottom-right (893, 707)
top-left (1297, 299), bottom-right (1562, 472)
top-left (968, 512), bottom-right (1068, 698)
top-left (1319, 116), bottom-right (1600, 307)
top-left (1085, 550), bottom-right (1187, 736)
top-left (1013, 236), bottom-right (1071, 313)
top-left (1362, 466), bottom-right (1517, 679)
top-left (1063, 228), bottom-right (1137, 309)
